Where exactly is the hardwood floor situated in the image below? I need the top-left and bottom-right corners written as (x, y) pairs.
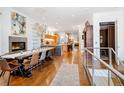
top-left (10, 47), bottom-right (90, 86)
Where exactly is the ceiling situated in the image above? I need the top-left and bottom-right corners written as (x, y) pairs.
top-left (13, 7), bottom-right (123, 32)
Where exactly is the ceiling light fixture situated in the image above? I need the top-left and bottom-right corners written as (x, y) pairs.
top-left (72, 14), bottom-right (75, 17)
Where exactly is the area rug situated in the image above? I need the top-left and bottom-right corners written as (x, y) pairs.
top-left (88, 68), bottom-right (114, 86)
top-left (50, 63), bottom-right (80, 86)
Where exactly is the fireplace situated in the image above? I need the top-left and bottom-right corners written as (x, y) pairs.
top-left (9, 36), bottom-right (27, 53)
top-left (12, 42), bottom-right (26, 52)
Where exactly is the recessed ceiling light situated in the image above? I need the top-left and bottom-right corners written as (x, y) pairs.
top-left (72, 14), bottom-right (75, 17)
top-left (56, 22), bottom-right (58, 25)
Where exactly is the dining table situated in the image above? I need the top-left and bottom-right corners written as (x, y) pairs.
top-left (1, 47), bottom-right (55, 77)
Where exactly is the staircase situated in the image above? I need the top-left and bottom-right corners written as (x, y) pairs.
top-left (82, 47), bottom-right (124, 86)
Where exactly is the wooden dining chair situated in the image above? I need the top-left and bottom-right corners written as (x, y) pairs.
top-left (23, 51), bottom-right (40, 71)
top-left (46, 50), bottom-right (53, 61)
top-left (0, 59), bottom-right (20, 85)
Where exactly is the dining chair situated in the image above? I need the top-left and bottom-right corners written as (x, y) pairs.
top-left (46, 50), bottom-right (53, 61)
top-left (39, 51), bottom-right (46, 65)
top-left (0, 59), bottom-right (20, 85)
top-left (23, 51), bottom-right (40, 71)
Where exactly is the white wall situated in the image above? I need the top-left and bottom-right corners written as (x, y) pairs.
top-left (93, 11), bottom-right (124, 61)
top-left (26, 18), bottom-right (34, 50)
top-left (0, 26), bottom-right (1, 55)
top-left (0, 8), bottom-right (11, 55)
top-left (0, 13), bottom-right (2, 55)
top-left (0, 8), bottom-right (42, 55)
top-left (78, 25), bottom-right (84, 52)
top-left (26, 18), bottom-right (41, 50)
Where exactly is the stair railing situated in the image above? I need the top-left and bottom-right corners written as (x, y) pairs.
top-left (82, 47), bottom-right (124, 86)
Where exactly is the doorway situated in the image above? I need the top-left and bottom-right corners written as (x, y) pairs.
top-left (99, 22), bottom-right (115, 60)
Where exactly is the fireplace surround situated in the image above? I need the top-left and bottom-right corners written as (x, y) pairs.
top-left (9, 36), bottom-right (27, 53)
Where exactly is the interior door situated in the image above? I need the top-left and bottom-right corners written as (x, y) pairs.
top-left (100, 29), bottom-right (108, 57)
top-left (100, 29), bottom-right (108, 48)
top-left (108, 25), bottom-right (115, 58)
top-left (100, 23), bottom-right (115, 59)
top-left (108, 25), bottom-right (115, 50)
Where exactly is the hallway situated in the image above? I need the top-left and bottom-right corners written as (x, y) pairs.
top-left (10, 48), bottom-right (90, 86)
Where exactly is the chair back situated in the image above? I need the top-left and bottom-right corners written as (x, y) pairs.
top-left (30, 52), bottom-right (39, 66)
top-left (40, 51), bottom-right (46, 61)
top-left (47, 51), bottom-right (51, 57)
top-left (0, 59), bottom-right (11, 71)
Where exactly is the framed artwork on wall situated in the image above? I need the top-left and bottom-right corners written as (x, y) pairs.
top-left (11, 11), bottom-right (26, 36)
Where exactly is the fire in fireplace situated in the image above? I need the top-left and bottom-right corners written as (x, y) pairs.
top-left (12, 42), bottom-right (26, 52)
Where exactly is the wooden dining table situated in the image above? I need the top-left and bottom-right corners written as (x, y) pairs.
top-left (1, 47), bottom-right (55, 77)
